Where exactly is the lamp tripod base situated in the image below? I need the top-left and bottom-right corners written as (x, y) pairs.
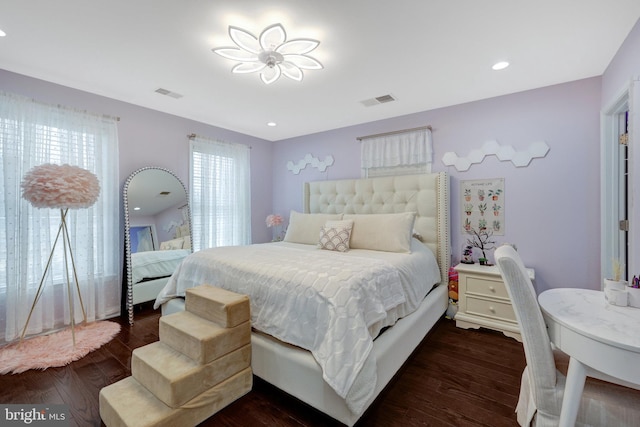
top-left (20, 208), bottom-right (87, 347)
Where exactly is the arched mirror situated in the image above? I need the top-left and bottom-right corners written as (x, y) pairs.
top-left (123, 167), bottom-right (191, 324)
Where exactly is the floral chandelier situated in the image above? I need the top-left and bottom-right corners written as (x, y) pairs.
top-left (213, 23), bottom-right (323, 85)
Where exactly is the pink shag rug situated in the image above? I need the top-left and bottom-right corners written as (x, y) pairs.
top-left (0, 321), bottom-right (120, 374)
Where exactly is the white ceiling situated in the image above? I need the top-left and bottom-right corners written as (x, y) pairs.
top-left (1, 1), bottom-right (639, 141)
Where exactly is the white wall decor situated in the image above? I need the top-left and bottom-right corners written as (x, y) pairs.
top-left (442, 140), bottom-right (549, 171)
top-left (287, 153), bottom-right (335, 174)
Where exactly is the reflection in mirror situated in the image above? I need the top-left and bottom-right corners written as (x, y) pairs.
top-left (130, 225), bottom-right (157, 252)
top-left (123, 167), bottom-right (191, 325)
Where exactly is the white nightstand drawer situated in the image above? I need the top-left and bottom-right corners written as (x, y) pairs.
top-left (465, 296), bottom-right (517, 323)
top-left (466, 276), bottom-right (510, 300)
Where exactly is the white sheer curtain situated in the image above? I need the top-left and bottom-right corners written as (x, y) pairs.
top-left (0, 92), bottom-right (120, 343)
top-left (360, 128), bottom-right (433, 177)
top-left (190, 136), bottom-right (251, 251)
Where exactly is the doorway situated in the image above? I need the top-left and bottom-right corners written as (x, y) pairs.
top-left (601, 91), bottom-right (630, 284)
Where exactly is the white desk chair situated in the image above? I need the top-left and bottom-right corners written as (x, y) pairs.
top-left (494, 245), bottom-right (640, 427)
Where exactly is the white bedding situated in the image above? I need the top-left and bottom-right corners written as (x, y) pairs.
top-left (131, 249), bottom-right (190, 284)
top-left (154, 239), bottom-right (440, 414)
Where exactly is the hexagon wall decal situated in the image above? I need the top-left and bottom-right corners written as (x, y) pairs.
top-left (441, 140), bottom-right (549, 171)
top-left (287, 153), bottom-right (335, 174)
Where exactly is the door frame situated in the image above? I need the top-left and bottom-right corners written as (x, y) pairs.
top-left (601, 76), bottom-right (639, 286)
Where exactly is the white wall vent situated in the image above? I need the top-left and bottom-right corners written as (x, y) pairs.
top-left (154, 88), bottom-right (183, 99)
top-left (360, 94), bottom-right (396, 107)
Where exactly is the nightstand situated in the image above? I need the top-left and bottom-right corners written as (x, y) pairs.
top-left (454, 263), bottom-right (535, 342)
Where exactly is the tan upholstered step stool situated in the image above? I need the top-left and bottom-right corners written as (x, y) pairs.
top-left (132, 342), bottom-right (251, 407)
top-left (99, 367), bottom-right (252, 427)
top-left (100, 285), bottom-right (252, 427)
top-left (185, 285), bottom-right (250, 328)
top-left (160, 310), bottom-right (251, 364)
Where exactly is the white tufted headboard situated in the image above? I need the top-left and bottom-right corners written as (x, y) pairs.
top-left (304, 172), bottom-right (450, 286)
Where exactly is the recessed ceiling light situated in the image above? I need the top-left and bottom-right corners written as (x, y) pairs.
top-left (267, 122), bottom-right (277, 127)
top-left (0, 29), bottom-right (6, 37)
top-left (492, 61), bottom-right (510, 71)
top-left (133, 207), bottom-right (141, 211)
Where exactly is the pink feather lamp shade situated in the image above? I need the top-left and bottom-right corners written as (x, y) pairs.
top-left (21, 163), bottom-right (100, 209)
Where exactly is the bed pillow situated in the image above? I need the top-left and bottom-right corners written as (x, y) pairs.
top-left (318, 220), bottom-right (354, 252)
top-left (283, 211), bottom-right (343, 245)
top-left (343, 212), bottom-right (416, 253)
top-left (181, 235), bottom-right (191, 250)
top-left (160, 237), bottom-right (184, 250)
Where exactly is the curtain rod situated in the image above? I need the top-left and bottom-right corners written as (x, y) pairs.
top-left (356, 125), bottom-right (432, 141)
top-left (187, 133), bottom-right (252, 149)
top-left (0, 91), bottom-right (120, 121)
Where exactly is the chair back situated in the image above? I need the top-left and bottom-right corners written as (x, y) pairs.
top-left (494, 245), bottom-right (558, 410)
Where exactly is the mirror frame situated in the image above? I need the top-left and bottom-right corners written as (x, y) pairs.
top-left (123, 166), bottom-right (191, 325)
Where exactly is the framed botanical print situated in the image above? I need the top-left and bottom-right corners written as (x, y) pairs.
top-left (461, 178), bottom-right (505, 236)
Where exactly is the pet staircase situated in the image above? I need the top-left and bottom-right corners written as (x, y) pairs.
top-left (99, 285), bottom-right (252, 427)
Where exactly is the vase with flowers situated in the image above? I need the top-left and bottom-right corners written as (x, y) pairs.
top-left (266, 214), bottom-right (286, 241)
top-left (604, 259), bottom-right (626, 291)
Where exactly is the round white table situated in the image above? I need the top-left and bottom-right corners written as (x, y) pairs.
top-left (538, 288), bottom-right (640, 427)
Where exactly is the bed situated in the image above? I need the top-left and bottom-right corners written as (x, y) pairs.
top-left (155, 172), bottom-right (450, 426)
top-left (131, 248), bottom-right (190, 305)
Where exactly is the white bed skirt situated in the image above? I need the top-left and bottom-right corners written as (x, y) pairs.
top-left (161, 284), bottom-right (447, 426)
top-left (133, 277), bottom-right (170, 305)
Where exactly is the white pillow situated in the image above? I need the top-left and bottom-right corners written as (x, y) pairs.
top-left (175, 224), bottom-right (190, 238)
top-left (181, 235), bottom-right (191, 250)
top-left (343, 212), bottom-right (416, 253)
top-left (160, 237), bottom-right (184, 250)
top-left (318, 220), bottom-right (354, 252)
top-left (283, 211), bottom-right (343, 245)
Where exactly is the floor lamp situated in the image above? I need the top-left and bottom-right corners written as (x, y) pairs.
top-left (20, 163), bottom-right (100, 346)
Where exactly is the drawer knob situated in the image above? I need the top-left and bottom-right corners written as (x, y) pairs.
top-left (489, 306), bottom-right (496, 313)
top-left (489, 286), bottom-right (495, 292)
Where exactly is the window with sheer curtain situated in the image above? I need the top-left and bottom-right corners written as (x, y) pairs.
top-left (190, 136), bottom-right (251, 251)
top-left (360, 128), bottom-right (433, 177)
top-left (0, 92), bottom-right (120, 343)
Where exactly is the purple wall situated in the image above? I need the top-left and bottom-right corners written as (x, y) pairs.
top-left (273, 78), bottom-right (603, 293)
top-left (0, 69), bottom-right (274, 246)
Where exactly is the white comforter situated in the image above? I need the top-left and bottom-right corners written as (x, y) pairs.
top-left (154, 239), bottom-right (440, 414)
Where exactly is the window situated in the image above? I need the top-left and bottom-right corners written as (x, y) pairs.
top-left (190, 136), bottom-right (251, 251)
top-left (0, 92), bottom-right (120, 342)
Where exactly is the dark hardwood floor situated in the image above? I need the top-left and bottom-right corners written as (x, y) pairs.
top-left (0, 303), bottom-right (525, 426)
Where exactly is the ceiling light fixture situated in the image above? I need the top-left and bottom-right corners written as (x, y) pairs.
top-left (267, 122), bottom-right (277, 127)
top-left (0, 29), bottom-right (6, 37)
top-left (213, 23), bottom-right (323, 84)
top-left (492, 61), bottom-right (510, 71)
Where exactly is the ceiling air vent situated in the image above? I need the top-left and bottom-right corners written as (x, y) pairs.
top-left (360, 94), bottom-right (396, 107)
top-left (154, 88), bottom-right (183, 99)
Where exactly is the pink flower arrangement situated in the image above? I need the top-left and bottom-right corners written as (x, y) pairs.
top-left (265, 214), bottom-right (285, 241)
top-left (21, 164), bottom-right (100, 209)
top-left (265, 214), bottom-right (283, 227)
